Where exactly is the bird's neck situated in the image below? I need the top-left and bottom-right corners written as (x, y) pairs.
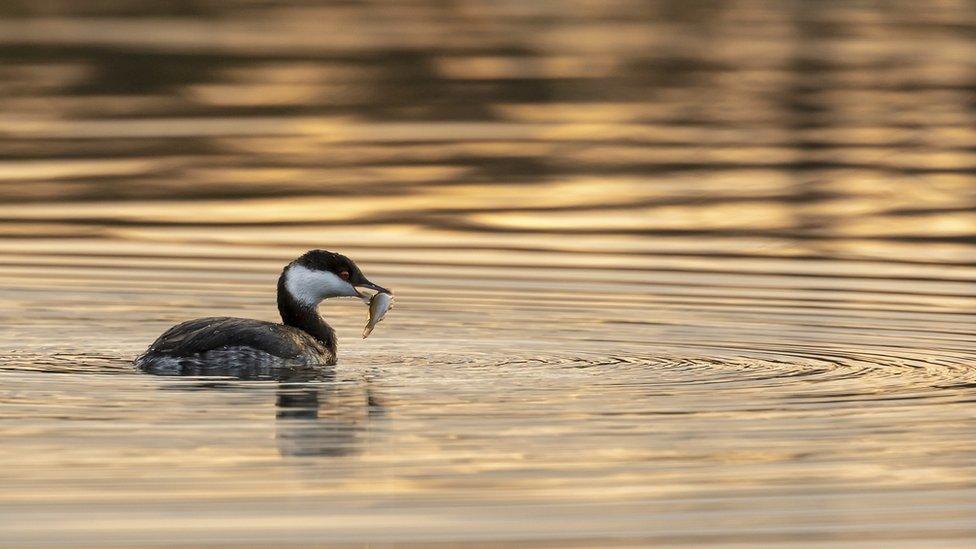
top-left (277, 272), bottom-right (337, 353)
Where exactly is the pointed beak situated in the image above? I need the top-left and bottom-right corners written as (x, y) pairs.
top-left (354, 280), bottom-right (390, 299)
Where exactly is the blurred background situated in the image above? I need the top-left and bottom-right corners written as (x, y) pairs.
top-left (1, 0), bottom-right (973, 261)
top-left (1, 1), bottom-right (975, 546)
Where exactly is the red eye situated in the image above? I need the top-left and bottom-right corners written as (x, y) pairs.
top-left (339, 271), bottom-right (350, 280)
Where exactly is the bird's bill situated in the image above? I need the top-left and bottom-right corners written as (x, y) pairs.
top-left (354, 280), bottom-right (390, 299)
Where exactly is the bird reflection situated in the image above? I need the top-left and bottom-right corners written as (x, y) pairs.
top-left (275, 375), bottom-right (385, 457)
top-left (138, 360), bottom-right (384, 457)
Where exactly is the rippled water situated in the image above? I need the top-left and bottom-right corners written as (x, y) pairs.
top-left (2, 1), bottom-right (976, 546)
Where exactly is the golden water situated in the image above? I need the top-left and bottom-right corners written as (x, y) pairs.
top-left (1, 1), bottom-right (975, 546)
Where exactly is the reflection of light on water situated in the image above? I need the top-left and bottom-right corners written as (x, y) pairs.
top-left (472, 202), bottom-right (797, 231)
top-left (0, 0), bottom-right (975, 545)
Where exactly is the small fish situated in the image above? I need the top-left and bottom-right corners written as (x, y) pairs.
top-left (363, 291), bottom-right (394, 339)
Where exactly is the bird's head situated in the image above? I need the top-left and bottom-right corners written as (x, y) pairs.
top-left (282, 249), bottom-right (389, 307)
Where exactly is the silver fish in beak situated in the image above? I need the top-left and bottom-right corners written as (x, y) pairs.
top-left (363, 291), bottom-right (394, 339)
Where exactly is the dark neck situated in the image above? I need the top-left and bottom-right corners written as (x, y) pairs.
top-left (277, 271), bottom-right (337, 353)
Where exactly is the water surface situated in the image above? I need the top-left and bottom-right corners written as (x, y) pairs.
top-left (1, 1), bottom-right (975, 546)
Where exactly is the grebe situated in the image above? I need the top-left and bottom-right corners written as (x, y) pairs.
top-left (136, 250), bottom-right (389, 370)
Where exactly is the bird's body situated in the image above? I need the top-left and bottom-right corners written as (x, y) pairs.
top-left (135, 250), bottom-right (389, 373)
top-left (138, 317), bottom-right (333, 366)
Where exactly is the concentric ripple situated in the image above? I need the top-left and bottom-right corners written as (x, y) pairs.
top-left (349, 341), bottom-right (976, 406)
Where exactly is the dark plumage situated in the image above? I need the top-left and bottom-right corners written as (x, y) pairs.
top-left (135, 250), bottom-right (389, 372)
top-left (141, 317), bottom-right (331, 361)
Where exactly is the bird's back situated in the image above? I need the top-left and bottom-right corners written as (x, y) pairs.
top-left (136, 317), bottom-right (334, 369)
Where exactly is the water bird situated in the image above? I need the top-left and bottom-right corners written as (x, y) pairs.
top-left (136, 250), bottom-right (389, 370)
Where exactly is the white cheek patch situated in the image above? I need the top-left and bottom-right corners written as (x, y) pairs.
top-left (285, 264), bottom-right (358, 306)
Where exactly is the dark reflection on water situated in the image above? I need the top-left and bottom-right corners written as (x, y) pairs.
top-left (1, 0), bottom-right (975, 546)
top-left (275, 379), bottom-right (385, 458)
top-left (141, 363), bottom-right (382, 458)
